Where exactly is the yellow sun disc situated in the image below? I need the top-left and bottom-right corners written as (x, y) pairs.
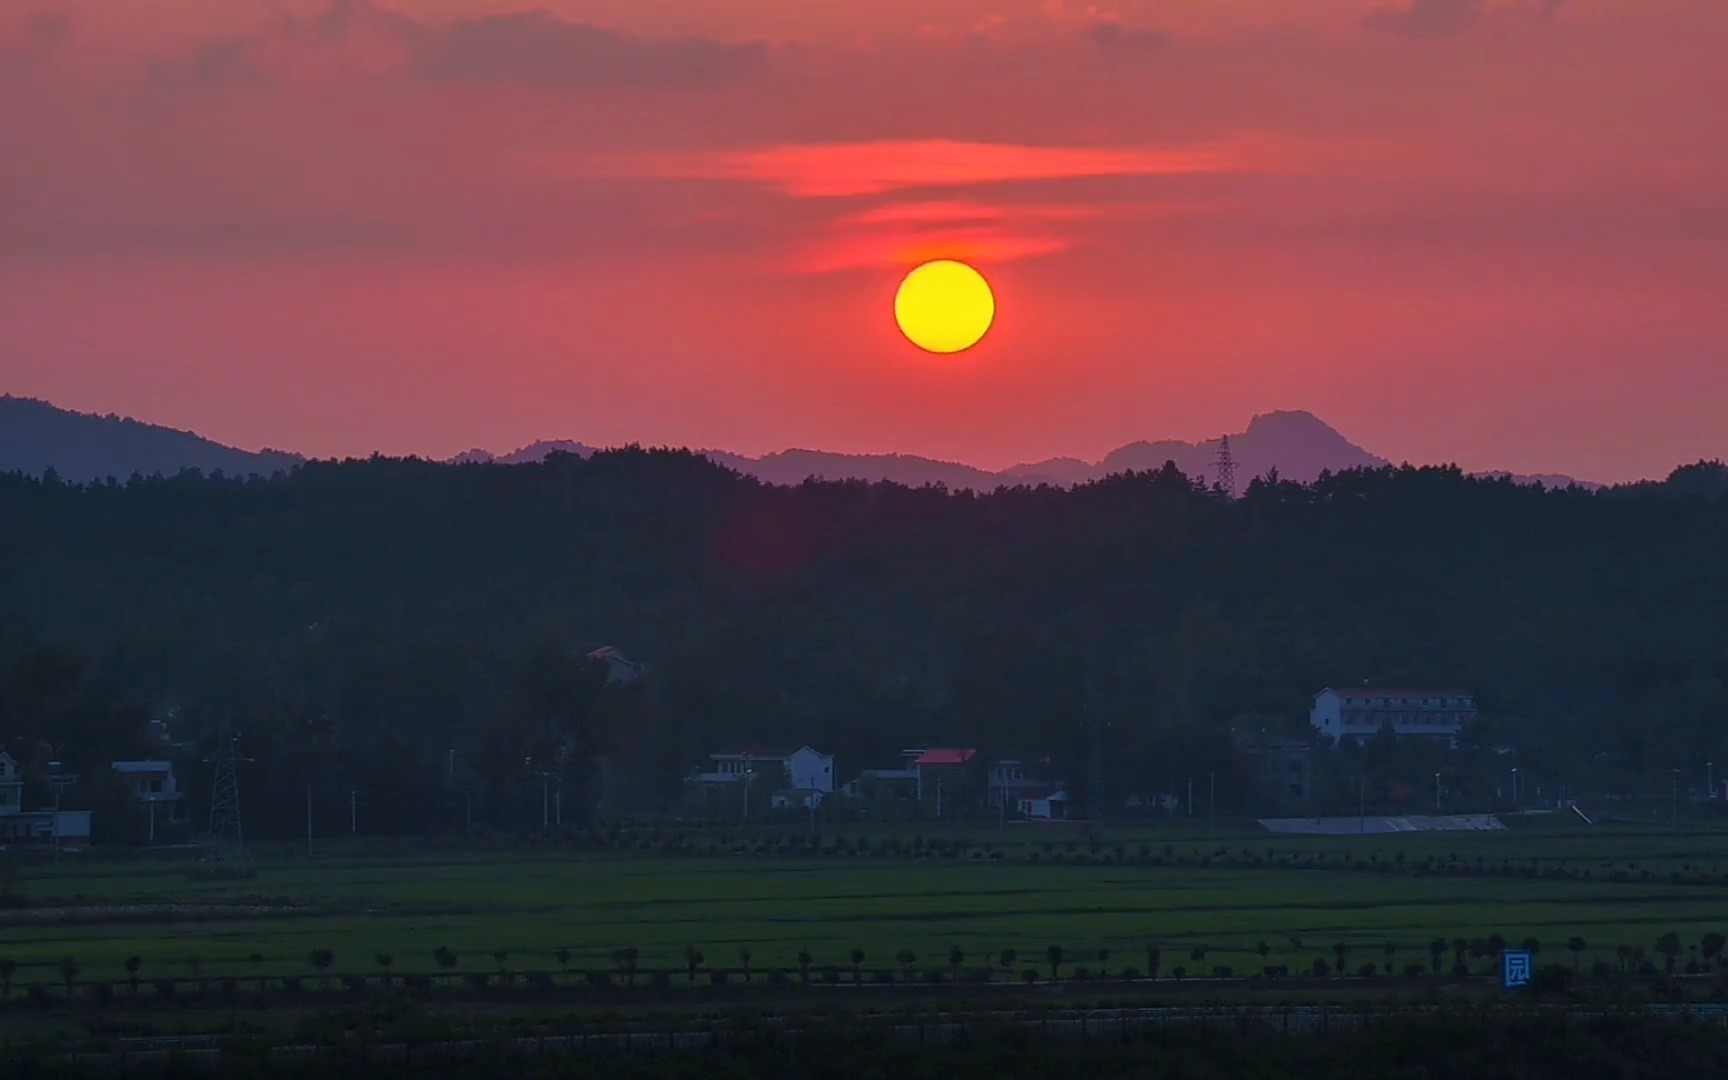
top-left (894, 260), bottom-right (995, 354)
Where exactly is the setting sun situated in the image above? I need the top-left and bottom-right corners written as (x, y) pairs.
top-left (893, 260), bottom-right (995, 354)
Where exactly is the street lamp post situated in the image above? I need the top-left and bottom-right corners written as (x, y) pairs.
top-left (1434, 772), bottom-right (1441, 812)
top-left (1672, 768), bottom-right (1681, 828)
top-left (1511, 768), bottom-right (1519, 812)
top-left (1709, 761), bottom-right (1716, 801)
top-left (1359, 776), bottom-right (1366, 833)
top-left (743, 755), bottom-right (754, 823)
top-left (1208, 772), bottom-right (1216, 831)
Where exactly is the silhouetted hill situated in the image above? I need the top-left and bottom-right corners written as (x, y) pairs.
top-left (472, 410), bottom-right (1599, 491)
top-left (5, 396), bottom-right (1603, 491)
top-left (0, 396), bottom-right (302, 483)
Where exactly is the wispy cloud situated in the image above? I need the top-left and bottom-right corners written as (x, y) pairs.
top-left (1083, 20), bottom-right (1170, 55)
top-left (149, 1), bottom-right (770, 91)
top-left (796, 197), bottom-right (1231, 273)
top-left (1361, 0), bottom-right (1567, 38)
top-left (576, 137), bottom-right (1287, 199)
top-left (416, 10), bottom-right (769, 88)
top-left (836, 200), bottom-right (1107, 229)
top-left (0, 7), bottom-right (72, 75)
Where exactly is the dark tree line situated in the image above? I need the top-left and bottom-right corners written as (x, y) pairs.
top-left (0, 451), bottom-right (1725, 836)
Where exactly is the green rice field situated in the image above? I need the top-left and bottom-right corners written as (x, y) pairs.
top-left (4, 820), bottom-right (1728, 991)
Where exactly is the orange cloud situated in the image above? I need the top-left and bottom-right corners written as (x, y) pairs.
top-left (798, 197), bottom-right (1229, 274)
top-left (583, 137), bottom-right (1284, 198)
top-left (837, 199), bottom-right (1106, 229)
top-left (800, 227), bottom-right (1069, 274)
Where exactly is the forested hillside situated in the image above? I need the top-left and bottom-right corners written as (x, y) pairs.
top-left (1, 451), bottom-right (1724, 838)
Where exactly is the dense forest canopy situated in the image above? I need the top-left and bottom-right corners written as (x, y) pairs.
top-left (1, 451), bottom-right (1725, 837)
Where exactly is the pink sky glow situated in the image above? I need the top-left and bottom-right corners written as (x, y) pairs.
top-left (1, 0), bottom-right (1725, 482)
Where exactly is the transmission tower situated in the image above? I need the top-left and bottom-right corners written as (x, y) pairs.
top-left (204, 725), bottom-right (252, 875)
top-left (1214, 434), bottom-right (1237, 499)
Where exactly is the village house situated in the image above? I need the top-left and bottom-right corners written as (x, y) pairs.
top-left (906, 747), bottom-right (977, 816)
top-left (0, 751), bottom-right (91, 851)
top-left (587, 645), bottom-right (646, 685)
top-left (842, 766), bottom-right (919, 801)
top-left (691, 745), bottom-right (835, 809)
top-left (112, 759), bottom-right (186, 841)
top-left (1015, 786), bottom-right (1073, 821)
top-left (987, 758), bottom-right (1062, 810)
top-left (842, 749), bottom-right (1070, 820)
top-left (1310, 687), bottom-right (1476, 750)
top-left (1234, 731), bottom-right (1315, 807)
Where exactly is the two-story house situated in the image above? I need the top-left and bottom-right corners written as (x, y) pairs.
top-left (908, 748), bottom-right (979, 816)
top-left (0, 751), bottom-right (92, 851)
top-left (986, 758), bottom-right (1061, 811)
top-left (112, 760), bottom-right (185, 841)
top-left (691, 745), bottom-right (835, 809)
top-left (1310, 687), bottom-right (1477, 750)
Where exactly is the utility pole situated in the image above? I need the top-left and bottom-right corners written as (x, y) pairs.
top-left (743, 756), bottom-right (753, 823)
top-left (1511, 768), bottom-right (1519, 812)
top-left (1434, 772), bottom-right (1441, 812)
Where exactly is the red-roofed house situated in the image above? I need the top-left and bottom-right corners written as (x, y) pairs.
top-left (905, 747), bottom-right (980, 816)
top-left (914, 748), bottom-right (976, 767)
top-left (1310, 687), bottom-right (1476, 749)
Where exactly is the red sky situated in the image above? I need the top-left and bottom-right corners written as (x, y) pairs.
top-left (1, 0), bottom-right (1724, 482)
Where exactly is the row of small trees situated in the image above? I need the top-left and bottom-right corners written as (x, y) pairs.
top-left (5, 929), bottom-right (1727, 1000)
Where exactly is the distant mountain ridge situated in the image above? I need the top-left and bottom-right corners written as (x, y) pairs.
top-left (2, 395), bottom-right (1600, 491)
top-left (456, 410), bottom-right (1598, 491)
top-left (0, 395), bottom-right (302, 482)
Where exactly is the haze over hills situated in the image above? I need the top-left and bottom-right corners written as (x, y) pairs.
top-left (3, 394), bottom-right (1603, 491)
top-left (0, 395), bottom-right (303, 483)
top-left (452, 411), bottom-right (1384, 487)
top-left (453, 411), bottom-right (1601, 491)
